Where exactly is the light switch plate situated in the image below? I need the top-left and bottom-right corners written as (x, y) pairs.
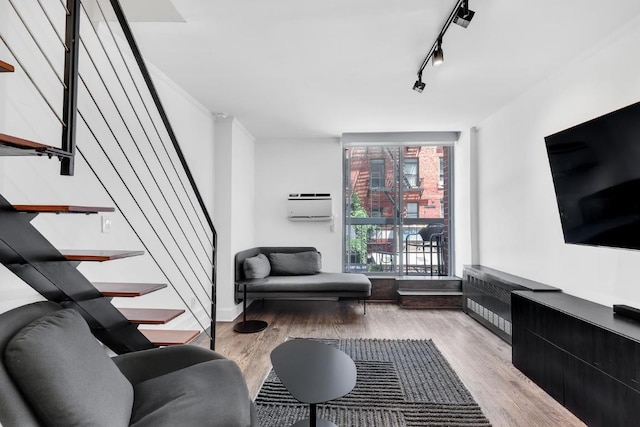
top-left (101, 216), bottom-right (112, 233)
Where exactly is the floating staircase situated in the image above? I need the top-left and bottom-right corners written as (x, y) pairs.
top-left (12, 204), bottom-right (115, 214)
top-left (1, 1), bottom-right (216, 350)
top-left (0, 195), bottom-right (199, 353)
top-left (118, 308), bottom-right (185, 324)
top-left (93, 281), bottom-right (167, 297)
top-left (60, 249), bottom-right (145, 263)
top-left (397, 276), bottom-right (463, 309)
top-left (0, 133), bottom-right (73, 159)
top-left (0, 60), bottom-right (14, 72)
top-left (94, 282), bottom-right (201, 345)
top-left (140, 329), bottom-right (200, 346)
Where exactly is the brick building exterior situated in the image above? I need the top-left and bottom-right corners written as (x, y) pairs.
top-left (348, 146), bottom-right (447, 220)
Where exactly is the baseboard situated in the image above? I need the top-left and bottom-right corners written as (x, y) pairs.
top-left (216, 304), bottom-right (243, 322)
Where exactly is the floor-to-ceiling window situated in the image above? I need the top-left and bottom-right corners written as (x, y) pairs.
top-left (344, 144), bottom-right (452, 275)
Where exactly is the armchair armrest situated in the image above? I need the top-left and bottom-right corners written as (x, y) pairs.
top-left (113, 345), bottom-right (226, 385)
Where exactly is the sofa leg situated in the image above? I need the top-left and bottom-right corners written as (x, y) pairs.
top-left (363, 298), bottom-right (367, 315)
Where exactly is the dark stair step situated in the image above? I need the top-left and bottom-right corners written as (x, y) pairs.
top-left (60, 249), bottom-right (144, 262)
top-left (13, 204), bottom-right (114, 214)
top-left (397, 290), bottom-right (463, 309)
top-left (396, 276), bottom-right (462, 291)
top-left (0, 60), bottom-right (14, 72)
top-left (119, 308), bottom-right (185, 324)
top-left (0, 133), bottom-right (72, 158)
top-left (140, 329), bottom-right (199, 346)
top-left (93, 282), bottom-right (167, 297)
top-left (0, 193), bottom-right (151, 354)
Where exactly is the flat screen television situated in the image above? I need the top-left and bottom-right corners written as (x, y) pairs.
top-left (544, 100), bottom-right (640, 250)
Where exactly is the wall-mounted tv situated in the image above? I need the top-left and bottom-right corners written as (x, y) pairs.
top-left (544, 100), bottom-right (640, 250)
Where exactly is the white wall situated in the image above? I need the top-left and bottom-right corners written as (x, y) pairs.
top-left (254, 138), bottom-right (343, 271)
top-left (453, 128), bottom-right (479, 275)
top-left (214, 117), bottom-right (256, 321)
top-left (153, 65), bottom-right (215, 213)
top-left (472, 17), bottom-right (640, 306)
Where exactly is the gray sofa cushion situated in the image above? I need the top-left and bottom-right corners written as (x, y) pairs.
top-left (243, 253), bottom-right (271, 279)
top-left (268, 251), bottom-right (322, 275)
top-left (243, 272), bottom-right (371, 293)
top-left (4, 308), bottom-right (134, 427)
top-left (130, 359), bottom-right (252, 427)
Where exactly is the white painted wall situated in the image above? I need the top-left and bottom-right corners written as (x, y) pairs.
top-left (453, 128), bottom-right (478, 275)
top-left (254, 138), bottom-right (343, 271)
top-left (214, 117), bottom-right (255, 321)
top-left (472, 17), bottom-right (640, 306)
top-left (152, 64), bottom-right (215, 213)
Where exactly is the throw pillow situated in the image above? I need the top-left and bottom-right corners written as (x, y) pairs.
top-left (268, 251), bottom-right (322, 275)
top-left (5, 309), bottom-right (134, 427)
top-left (243, 253), bottom-right (271, 279)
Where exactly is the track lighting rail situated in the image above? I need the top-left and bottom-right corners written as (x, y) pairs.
top-left (413, 0), bottom-right (475, 92)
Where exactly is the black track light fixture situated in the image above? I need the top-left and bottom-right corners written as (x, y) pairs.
top-left (413, 72), bottom-right (426, 93)
top-left (432, 37), bottom-right (444, 66)
top-left (412, 0), bottom-right (477, 93)
top-left (453, 0), bottom-right (475, 28)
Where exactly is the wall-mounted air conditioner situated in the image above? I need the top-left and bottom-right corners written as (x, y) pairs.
top-left (287, 193), bottom-right (332, 221)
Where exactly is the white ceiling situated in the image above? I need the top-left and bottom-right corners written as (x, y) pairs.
top-left (121, 0), bottom-right (640, 139)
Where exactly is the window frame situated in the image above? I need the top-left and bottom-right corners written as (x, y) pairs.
top-left (406, 202), bottom-right (419, 218)
top-left (370, 158), bottom-right (385, 189)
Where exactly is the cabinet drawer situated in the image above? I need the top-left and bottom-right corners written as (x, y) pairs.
top-left (564, 353), bottom-right (640, 427)
top-left (513, 327), bottom-right (564, 404)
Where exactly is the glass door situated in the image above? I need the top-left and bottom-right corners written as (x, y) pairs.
top-left (344, 145), bottom-right (451, 275)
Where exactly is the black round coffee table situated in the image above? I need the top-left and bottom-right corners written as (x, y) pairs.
top-left (271, 339), bottom-right (357, 427)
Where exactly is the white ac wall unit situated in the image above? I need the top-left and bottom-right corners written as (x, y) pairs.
top-left (287, 193), bottom-right (332, 221)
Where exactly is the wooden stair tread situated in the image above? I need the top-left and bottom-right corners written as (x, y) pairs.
top-left (0, 60), bottom-right (14, 72)
top-left (119, 308), bottom-right (185, 324)
top-left (140, 329), bottom-right (199, 346)
top-left (13, 204), bottom-right (115, 214)
top-left (60, 249), bottom-right (144, 262)
top-left (0, 133), bottom-right (72, 158)
top-left (93, 282), bottom-right (167, 297)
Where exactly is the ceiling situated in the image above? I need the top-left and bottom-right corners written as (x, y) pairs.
top-left (121, 0), bottom-right (640, 140)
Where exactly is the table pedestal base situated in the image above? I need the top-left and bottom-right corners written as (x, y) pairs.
top-left (290, 402), bottom-right (336, 427)
top-left (233, 319), bottom-right (268, 333)
top-left (234, 284), bottom-right (268, 334)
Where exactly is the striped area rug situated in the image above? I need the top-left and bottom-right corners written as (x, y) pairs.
top-left (255, 338), bottom-right (491, 427)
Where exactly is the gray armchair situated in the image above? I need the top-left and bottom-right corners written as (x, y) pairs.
top-left (0, 301), bottom-right (258, 427)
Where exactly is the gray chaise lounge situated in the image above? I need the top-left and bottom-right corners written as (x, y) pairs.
top-left (0, 301), bottom-right (257, 427)
top-left (235, 246), bottom-right (372, 312)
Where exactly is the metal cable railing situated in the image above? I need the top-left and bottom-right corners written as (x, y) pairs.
top-left (79, 0), bottom-right (213, 263)
top-left (0, 33), bottom-right (65, 125)
top-left (0, 0), bottom-right (217, 349)
top-left (76, 33), bottom-right (213, 284)
top-left (97, 0), bottom-right (213, 248)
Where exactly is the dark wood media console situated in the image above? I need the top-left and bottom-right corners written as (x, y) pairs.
top-left (512, 291), bottom-right (640, 426)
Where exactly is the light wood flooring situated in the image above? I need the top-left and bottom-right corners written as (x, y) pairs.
top-left (207, 301), bottom-right (585, 427)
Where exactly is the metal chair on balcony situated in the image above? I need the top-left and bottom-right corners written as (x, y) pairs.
top-left (404, 223), bottom-right (444, 275)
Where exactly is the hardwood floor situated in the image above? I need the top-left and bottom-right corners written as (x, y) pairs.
top-left (209, 300), bottom-right (585, 427)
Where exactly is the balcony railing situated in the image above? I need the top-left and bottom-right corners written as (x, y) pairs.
top-left (345, 219), bottom-right (446, 276)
